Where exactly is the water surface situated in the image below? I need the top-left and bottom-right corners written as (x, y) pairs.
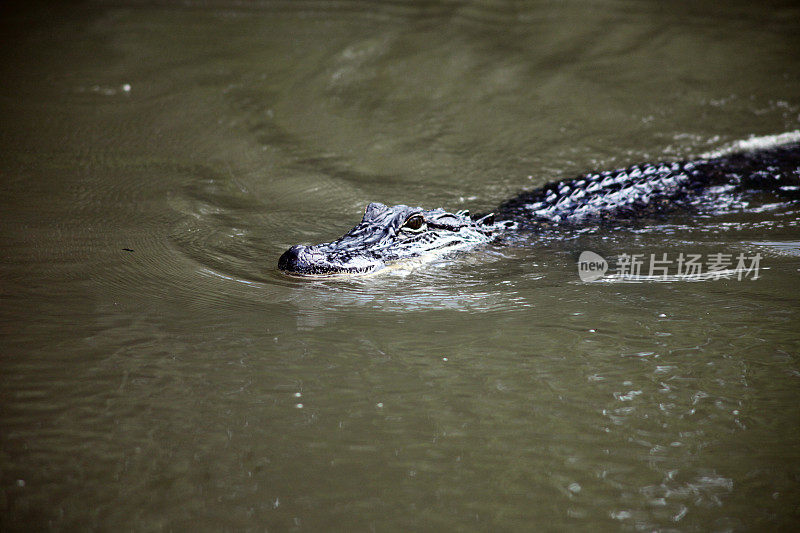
top-left (2, 0), bottom-right (800, 530)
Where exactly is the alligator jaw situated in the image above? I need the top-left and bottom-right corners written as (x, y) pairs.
top-left (277, 244), bottom-right (383, 277)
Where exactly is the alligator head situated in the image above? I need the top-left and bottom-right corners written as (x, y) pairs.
top-left (278, 202), bottom-right (498, 276)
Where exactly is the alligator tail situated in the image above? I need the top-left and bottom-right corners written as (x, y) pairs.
top-left (496, 138), bottom-right (800, 225)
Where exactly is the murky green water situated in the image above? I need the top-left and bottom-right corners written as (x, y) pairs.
top-left (2, 0), bottom-right (800, 530)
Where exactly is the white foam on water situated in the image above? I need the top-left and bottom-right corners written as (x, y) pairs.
top-left (701, 130), bottom-right (800, 158)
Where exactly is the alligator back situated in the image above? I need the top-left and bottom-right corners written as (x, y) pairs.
top-left (496, 142), bottom-right (800, 225)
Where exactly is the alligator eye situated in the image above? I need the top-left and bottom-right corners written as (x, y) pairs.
top-left (402, 214), bottom-right (425, 231)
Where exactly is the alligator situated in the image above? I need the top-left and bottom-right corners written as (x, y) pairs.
top-left (278, 139), bottom-right (800, 276)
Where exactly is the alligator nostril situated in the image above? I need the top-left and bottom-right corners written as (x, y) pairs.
top-left (278, 245), bottom-right (307, 272)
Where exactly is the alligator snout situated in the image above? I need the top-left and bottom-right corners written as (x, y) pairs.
top-left (278, 244), bottom-right (308, 273)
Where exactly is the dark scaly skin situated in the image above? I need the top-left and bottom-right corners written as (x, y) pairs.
top-left (496, 160), bottom-right (708, 224)
top-left (497, 143), bottom-right (800, 225)
top-left (279, 143), bottom-right (800, 276)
